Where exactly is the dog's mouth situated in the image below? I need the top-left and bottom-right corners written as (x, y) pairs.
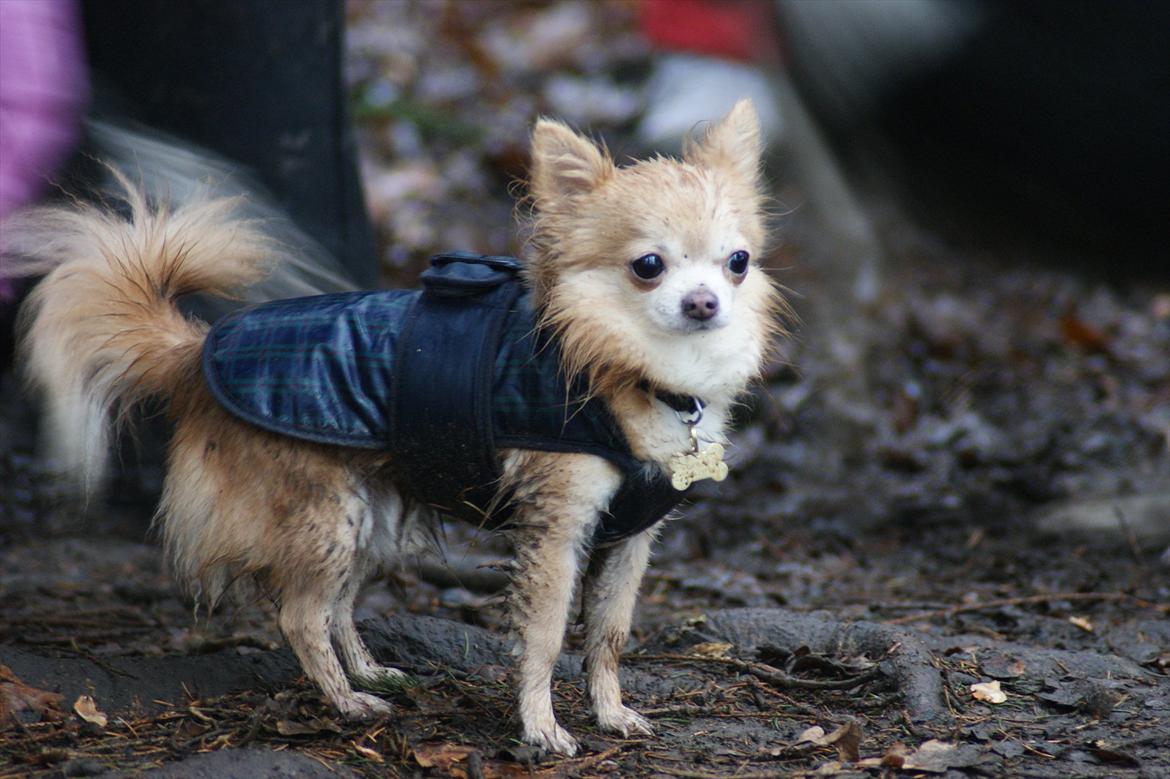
top-left (676, 318), bottom-right (726, 334)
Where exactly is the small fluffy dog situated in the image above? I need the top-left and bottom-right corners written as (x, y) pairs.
top-left (11, 99), bottom-right (781, 754)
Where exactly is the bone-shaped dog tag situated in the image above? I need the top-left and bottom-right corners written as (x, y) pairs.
top-left (669, 442), bottom-right (729, 490)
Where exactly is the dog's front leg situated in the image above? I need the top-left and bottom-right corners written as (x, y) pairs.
top-left (582, 526), bottom-right (657, 736)
top-left (505, 452), bottom-right (620, 756)
top-left (510, 504), bottom-right (593, 756)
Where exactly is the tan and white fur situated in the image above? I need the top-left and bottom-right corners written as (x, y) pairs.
top-left (11, 99), bottom-right (782, 754)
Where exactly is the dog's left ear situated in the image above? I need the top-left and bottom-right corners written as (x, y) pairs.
top-left (530, 119), bottom-right (613, 205)
top-left (685, 98), bottom-right (763, 187)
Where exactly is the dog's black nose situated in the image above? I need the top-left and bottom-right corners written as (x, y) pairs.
top-left (682, 289), bottom-right (719, 321)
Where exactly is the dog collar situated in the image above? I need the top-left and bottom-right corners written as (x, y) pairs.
top-left (636, 381), bottom-right (728, 490)
top-left (638, 380), bottom-right (704, 424)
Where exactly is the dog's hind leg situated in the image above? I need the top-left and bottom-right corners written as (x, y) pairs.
top-left (275, 490), bottom-right (393, 720)
top-left (331, 568), bottom-right (409, 689)
top-left (581, 526), bottom-right (658, 736)
top-left (279, 584), bottom-right (392, 718)
top-left (330, 486), bottom-right (411, 689)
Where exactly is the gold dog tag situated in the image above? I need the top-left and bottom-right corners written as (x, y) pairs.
top-left (669, 442), bottom-right (729, 490)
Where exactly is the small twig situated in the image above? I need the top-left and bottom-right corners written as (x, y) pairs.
top-left (628, 653), bottom-right (883, 690)
top-left (883, 591), bottom-right (1164, 625)
top-left (31, 641), bottom-right (138, 679)
top-left (639, 707), bottom-right (820, 720)
top-left (413, 558), bottom-right (509, 594)
top-left (565, 745), bottom-right (622, 771)
top-left (751, 663), bottom-right (882, 691)
top-left (178, 726), bottom-right (231, 751)
top-left (647, 768), bottom-right (798, 779)
top-left (235, 710), bottom-right (264, 748)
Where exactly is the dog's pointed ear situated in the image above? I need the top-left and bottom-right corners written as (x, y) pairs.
top-left (530, 119), bottom-right (612, 203)
top-left (685, 98), bottom-right (763, 186)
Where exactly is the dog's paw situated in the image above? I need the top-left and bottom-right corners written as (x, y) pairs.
top-left (597, 704), bottom-right (653, 737)
top-left (336, 691), bottom-right (393, 720)
top-left (351, 666), bottom-right (414, 694)
top-left (370, 665), bottom-right (409, 680)
top-left (523, 721), bottom-right (579, 756)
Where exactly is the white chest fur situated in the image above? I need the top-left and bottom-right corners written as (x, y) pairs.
top-left (611, 391), bottom-right (732, 478)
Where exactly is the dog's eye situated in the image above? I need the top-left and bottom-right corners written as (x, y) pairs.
top-left (630, 253), bottom-right (666, 280)
top-left (727, 250), bottom-right (750, 276)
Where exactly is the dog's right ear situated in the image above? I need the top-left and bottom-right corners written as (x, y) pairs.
top-left (684, 98), bottom-right (762, 188)
top-left (530, 120), bottom-right (612, 204)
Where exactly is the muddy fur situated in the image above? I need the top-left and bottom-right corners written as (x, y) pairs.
top-left (10, 100), bottom-right (784, 754)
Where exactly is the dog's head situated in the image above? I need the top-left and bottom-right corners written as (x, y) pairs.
top-left (525, 99), bottom-right (782, 399)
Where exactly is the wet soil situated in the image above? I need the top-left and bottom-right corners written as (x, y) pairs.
top-left (1, 487), bottom-right (1167, 779)
top-left (3, 2), bottom-right (1169, 777)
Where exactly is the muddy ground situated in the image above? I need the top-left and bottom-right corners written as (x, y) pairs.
top-left (3, 2), bottom-right (1169, 777)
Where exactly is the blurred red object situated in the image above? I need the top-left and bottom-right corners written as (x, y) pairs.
top-left (640, 0), bottom-right (781, 64)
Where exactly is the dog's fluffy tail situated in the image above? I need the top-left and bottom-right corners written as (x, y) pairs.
top-left (8, 172), bottom-right (276, 492)
top-left (84, 120), bottom-right (356, 303)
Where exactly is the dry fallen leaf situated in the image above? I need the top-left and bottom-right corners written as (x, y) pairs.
top-left (791, 721), bottom-right (862, 762)
top-left (971, 680), bottom-right (1008, 704)
top-left (858, 741), bottom-right (912, 770)
top-left (353, 740), bottom-right (384, 763)
top-left (73, 694), bottom-right (108, 728)
top-left (412, 742), bottom-right (477, 769)
top-left (904, 738), bottom-right (988, 772)
top-left (0, 665), bottom-right (64, 731)
top-left (903, 739), bottom-right (958, 773)
top-left (795, 725), bottom-right (826, 744)
top-left (687, 642), bottom-right (734, 658)
top-left (1068, 615), bottom-right (1094, 633)
top-left (828, 721), bottom-right (863, 762)
top-left (881, 741), bottom-right (912, 768)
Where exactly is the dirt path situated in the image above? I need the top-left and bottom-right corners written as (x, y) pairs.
top-left (2, 578), bottom-right (1167, 776)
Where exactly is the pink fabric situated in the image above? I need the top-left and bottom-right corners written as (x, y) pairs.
top-left (0, 0), bottom-right (88, 300)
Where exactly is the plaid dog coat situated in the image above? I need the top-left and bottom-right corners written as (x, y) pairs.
top-left (203, 253), bottom-right (685, 545)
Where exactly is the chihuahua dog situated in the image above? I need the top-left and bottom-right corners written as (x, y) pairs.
top-left (11, 99), bottom-right (781, 754)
